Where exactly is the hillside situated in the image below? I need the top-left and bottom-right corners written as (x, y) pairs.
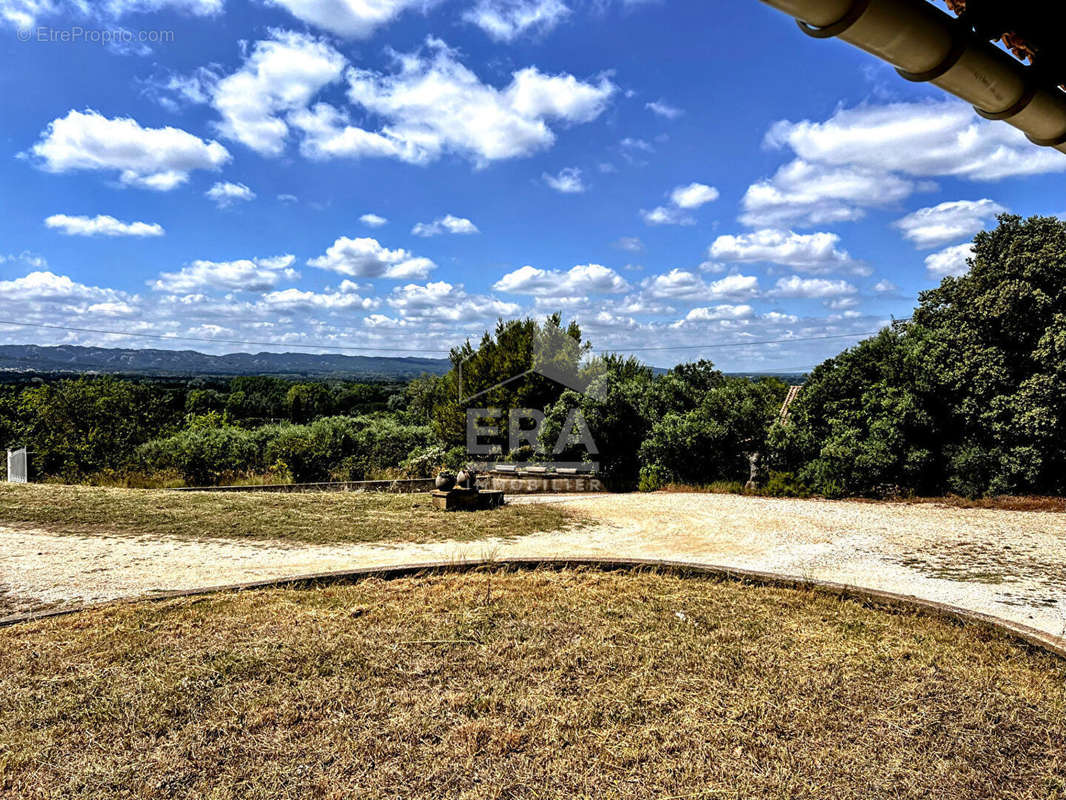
top-left (0, 345), bottom-right (450, 379)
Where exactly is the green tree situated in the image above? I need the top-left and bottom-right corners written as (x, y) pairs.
top-left (434, 315), bottom-right (589, 448)
top-left (773, 214), bottom-right (1066, 497)
top-left (640, 376), bottom-right (787, 487)
top-left (912, 215), bottom-right (1066, 495)
top-left (17, 377), bottom-right (180, 479)
top-left (285, 382), bottom-right (333, 423)
top-left (540, 357), bottom-right (656, 486)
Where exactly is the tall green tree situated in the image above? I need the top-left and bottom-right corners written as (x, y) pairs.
top-left (773, 214), bottom-right (1066, 497)
top-left (434, 315), bottom-right (589, 447)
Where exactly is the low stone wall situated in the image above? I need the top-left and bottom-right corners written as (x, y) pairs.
top-left (173, 479), bottom-right (436, 494)
top-left (478, 472), bottom-right (604, 494)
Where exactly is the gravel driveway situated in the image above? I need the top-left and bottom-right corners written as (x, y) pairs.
top-left (2, 493), bottom-right (1064, 643)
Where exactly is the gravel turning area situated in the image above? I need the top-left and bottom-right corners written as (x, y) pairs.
top-left (2, 493), bottom-right (1064, 644)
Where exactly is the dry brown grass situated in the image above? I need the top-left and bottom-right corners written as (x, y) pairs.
top-left (896, 495), bottom-right (1066, 512)
top-left (658, 483), bottom-right (1066, 512)
top-left (0, 568), bottom-right (1063, 799)
top-left (0, 484), bottom-right (580, 545)
top-left (0, 589), bottom-right (17, 618)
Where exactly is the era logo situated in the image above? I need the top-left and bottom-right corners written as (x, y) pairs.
top-left (466, 407), bottom-right (598, 458)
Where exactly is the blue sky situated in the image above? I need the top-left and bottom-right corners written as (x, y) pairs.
top-left (1, 0), bottom-right (1063, 370)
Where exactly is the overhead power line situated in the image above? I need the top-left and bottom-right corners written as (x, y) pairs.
top-left (0, 320), bottom-right (454, 354)
top-left (598, 322), bottom-right (911, 353)
top-left (0, 318), bottom-right (912, 357)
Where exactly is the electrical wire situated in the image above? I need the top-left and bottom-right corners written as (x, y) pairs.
top-left (594, 325), bottom-right (909, 353)
top-left (0, 320), bottom-right (455, 354)
top-left (0, 317), bottom-right (913, 360)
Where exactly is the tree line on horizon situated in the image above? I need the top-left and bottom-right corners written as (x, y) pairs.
top-left (0, 214), bottom-right (1063, 498)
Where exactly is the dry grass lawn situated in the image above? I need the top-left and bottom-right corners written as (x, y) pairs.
top-left (0, 484), bottom-right (579, 545)
top-left (658, 483), bottom-right (1066, 512)
top-left (0, 568), bottom-right (1063, 799)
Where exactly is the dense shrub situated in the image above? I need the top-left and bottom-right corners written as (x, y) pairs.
top-left (136, 415), bottom-right (435, 486)
top-left (332, 417), bottom-right (436, 481)
top-left (638, 412), bottom-right (733, 486)
top-left (637, 464), bottom-right (670, 493)
top-left (0, 374), bottom-right (417, 483)
top-left (137, 427), bottom-right (260, 486)
top-left (12, 377), bottom-right (181, 480)
top-left (400, 444), bottom-right (468, 477)
top-left (771, 214), bottom-right (1066, 498)
top-left (768, 330), bottom-right (938, 497)
top-left (638, 377), bottom-right (786, 487)
top-left (540, 358), bottom-right (657, 487)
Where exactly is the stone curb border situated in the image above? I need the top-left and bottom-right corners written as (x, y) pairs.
top-left (2, 557), bottom-right (1064, 661)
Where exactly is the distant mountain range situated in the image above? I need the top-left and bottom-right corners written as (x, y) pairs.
top-left (0, 345), bottom-right (451, 379)
top-left (0, 345), bottom-right (810, 383)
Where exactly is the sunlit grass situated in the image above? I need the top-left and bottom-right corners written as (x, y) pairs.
top-left (0, 483), bottom-right (581, 545)
top-left (1, 568), bottom-right (1062, 799)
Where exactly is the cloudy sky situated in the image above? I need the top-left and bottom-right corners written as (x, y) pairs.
top-left (0, 0), bottom-right (1062, 370)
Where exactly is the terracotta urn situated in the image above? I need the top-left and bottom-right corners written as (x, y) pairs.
top-left (435, 471), bottom-right (456, 491)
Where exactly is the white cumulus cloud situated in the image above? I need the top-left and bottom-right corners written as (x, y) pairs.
top-left (210, 30), bottom-right (346, 156)
top-left (741, 160), bottom-right (919, 228)
top-left (360, 213), bottom-right (388, 227)
top-left (0, 270), bottom-right (133, 306)
top-left (766, 100), bottom-right (1066, 182)
top-left (411, 215), bottom-right (479, 237)
top-left (893, 199), bottom-right (1007, 249)
top-left (681, 304), bottom-right (755, 322)
top-left (464, 0), bottom-right (570, 41)
top-left (925, 243), bottom-right (974, 278)
top-left (293, 38), bottom-right (615, 166)
top-left (308, 236), bottom-right (435, 279)
top-left (641, 269), bottom-right (758, 300)
top-left (670, 182), bottom-right (719, 209)
top-left (710, 229), bottom-right (867, 275)
top-left (543, 166), bottom-right (586, 193)
top-left (646, 99), bottom-right (682, 119)
top-left (260, 284), bottom-right (378, 311)
top-left (263, 0), bottom-right (423, 38)
top-left (386, 281), bottom-right (520, 323)
top-left (206, 181), bottom-right (255, 208)
top-left (44, 214), bottom-right (164, 237)
top-left (29, 109), bottom-right (230, 190)
top-left (1, 0), bottom-right (60, 28)
top-left (642, 181), bottom-right (718, 225)
top-left (153, 255), bottom-right (298, 293)
top-left (641, 206), bottom-right (692, 226)
top-left (493, 263), bottom-right (629, 296)
top-left (1, 0), bottom-right (220, 29)
top-left (769, 276), bottom-right (858, 299)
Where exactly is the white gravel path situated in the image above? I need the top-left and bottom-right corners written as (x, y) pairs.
top-left (1, 493), bottom-right (1064, 643)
